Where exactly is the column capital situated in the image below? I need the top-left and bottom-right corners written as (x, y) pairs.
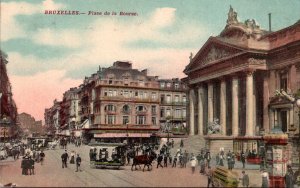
top-left (243, 69), bottom-right (256, 76)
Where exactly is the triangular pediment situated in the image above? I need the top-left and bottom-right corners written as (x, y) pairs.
top-left (184, 37), bottom-right (246, 73)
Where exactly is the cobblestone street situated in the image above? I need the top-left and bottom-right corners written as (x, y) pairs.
top-left (1, 144), bottom-right (210, 187)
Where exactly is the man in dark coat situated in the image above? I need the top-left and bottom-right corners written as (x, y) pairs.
top-left (238, 171), bottom-right (249, 187)
top-left (40, 150), bottom-right (45, 165)
top-left (29, 156), bottom-right (35, 175)
top-left (21, 156), bottom-right (28, 175)
top-left (241, 151), bottom-right (246, 169)
top-left (172, 155), bottom-right (177, 167)
top-left (76, 154), bottom-right (82, 172)
top-left (285, 165), bottom-right (294, 188)
top-left (163, 154), bottom-right (168, 167)
top-left (61, 150), bottom-right (69, 168)
top-left (157, 154), bottom-right (163, 168)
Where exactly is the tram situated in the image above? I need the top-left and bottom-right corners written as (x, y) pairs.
top-left (88, 142), bottom-right (127, 169)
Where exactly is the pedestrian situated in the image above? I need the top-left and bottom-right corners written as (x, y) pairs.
top-left (261, 169), bottom-right (269, 188)
top-left (76, 154), bottom-right (82, 172)
top-left (241, 151), bottom-right (246, 169)
top-left (61, 150), bottom-right (69, 168)
top-left (183, 150), bottom-right (188, 168)
top-left (240, 171), bottom-right (249, 187)
top-left (190, 156), bottom-right (197, 174)
top-left (21, 156), bottom-right (27, 175)
top-left (171, 139), bottom-right (174, 148)
top-left (199, 152), bottom-right (205, 174)
top-left (70, 151), bottom-right (75, 164)
top-left (29, 156), bottom-right (35, 175)
top-left (163, 154), bottom-right (168, 167)
top-left (219, 154), bottom-right (224, 166)
top-left (205, 151), bottom-right (211, 168)
top-left (172, 155), bottom-right (177, 167)
top-left (157, 154), bottom-right (163, 168)
top-left (39, 150), bottom-right (45, 165)
top-left (206, 166), bottom-right (213, 187)
top-left (169, 154), bottom-right (172, 164)
top-left (285, 165), bottom-right (294, 188)
top-left (231, 154), bottom-right (235, 170)
top-left (180, 139), bottom-right (184, 148)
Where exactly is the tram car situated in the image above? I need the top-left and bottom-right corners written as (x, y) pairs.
top-left (88, 143), bottom-right (127, 169)
top-left (27, 137), bottom-right (50, 150)
top-left (211, 166), bottom-right (240, 187)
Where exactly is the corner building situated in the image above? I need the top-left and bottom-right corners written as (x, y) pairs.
top-left (81, 61), bottom-right (160, 144)
top-left (183, 7), bottom-right (300, 161)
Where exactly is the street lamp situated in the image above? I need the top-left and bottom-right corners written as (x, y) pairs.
top-left (166, 120), bottom-right (170, 143)
top-left (295, 98), bottom-right (300, 184)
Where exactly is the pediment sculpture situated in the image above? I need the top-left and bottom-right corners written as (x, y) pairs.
top-left (201, 46), bottom-right (232, 65)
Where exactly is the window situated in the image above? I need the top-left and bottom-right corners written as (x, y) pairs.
top-left (151, 92), bottom-right (156, 100)
top-left (175, 83), bottom-right (179, 89)
top-left (152, 117), bottom-right (156, 125)
top-left (160, 108), bottom-right (165, 117)
top-left (113, 90), bottom-right (117, 96)
top-left (109, 80), bottom-right (113, 85)
top-left (151, 105), bottom-right (156, 114)
top-left (135, 91), bottom-right (138, 97)
top-left (123, 105), bottom-right (130, 113)
top-left (175, 109), bottom-right (181, 118)
top-left (124, 90), bottom-right (129, 98)
top-left (104, 91), bottom-right (107, 96)
top-left (161, 95), bottom-right (165, 103)
top-left (183, 96), bottom-right (186, 103)
top-left (183, 109), bottom-right (186, 118)
top-left (174, 95), bottom-right (179, 103)
top-left (136, 105), bottom-right (145, 112)
top-left (166, 83), bottom-right (171, 88)
top-left (138, 80), bottom-right (144, 86)
top-left (136, 116), bottom-right (146, 125)
top-left (139, 92), bottom-right (143, 99)
top-left (280, 71), bottom-right (288, 91)
top-left (166, 95), bottom-right (171, 103)
top-left (160, 82), bottom-right (165, 88)
top-left (105, 115), bottom-right (116, 124)
top-left (166, 108), bottom-right (171, 117)
top-left (108, 90), bottom-right (113, 97)
top-left (143, 92), bottom-right (147, 99)
top-left (105, 105), bottom-right (116, 112)
top-left (123, 116), bottom-right (129, 124)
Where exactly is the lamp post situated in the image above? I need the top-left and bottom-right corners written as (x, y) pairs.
top-left (126, 121), bottom-right (129, 145)
top-left (295, 98), bottom-right (300, 184)
top-left (166, 120), bottom-right (170, 144)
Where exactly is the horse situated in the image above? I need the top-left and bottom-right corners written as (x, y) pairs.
top-left (131, 150), bottom-right (157, 172)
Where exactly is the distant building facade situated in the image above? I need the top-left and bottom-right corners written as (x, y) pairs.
top-left (158, 78), bottom-right (187, 134)
top-left (18, 113), bottom-right (43, 137)
top-left (183, 7), bottom-right (300, 160)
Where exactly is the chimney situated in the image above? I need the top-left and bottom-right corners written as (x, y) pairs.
top-left (268, 13), bottom-right (272, 32)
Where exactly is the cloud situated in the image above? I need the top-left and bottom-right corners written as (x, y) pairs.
top-left (10, 70), bottom-right (81, 121)
top-left (1, 0), bottom-right (65, 41)
top-left (150, 7), bottom-right (176, 28)
top-left (33, 28), bottom-right (83, 48)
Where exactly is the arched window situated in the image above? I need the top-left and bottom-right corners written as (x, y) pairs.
top-left (122, 105), bottom-right (130, 113)
top-left (104, 104), bottom-right (116, 112)
top-left (136, 105), bottom-right (146, 112)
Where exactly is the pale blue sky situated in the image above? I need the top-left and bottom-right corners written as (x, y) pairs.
top-left (1, 0), bottom-right (300, 120)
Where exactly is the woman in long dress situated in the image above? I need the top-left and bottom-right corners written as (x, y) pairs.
top-left (70, 151), bottom-right (75, 164)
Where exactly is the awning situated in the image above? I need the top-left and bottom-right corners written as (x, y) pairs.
top-left (94, 133), bottom-right (151, 138)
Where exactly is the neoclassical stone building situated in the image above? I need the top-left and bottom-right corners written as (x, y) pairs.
top-left (183, 7), bottom-right (300, 157)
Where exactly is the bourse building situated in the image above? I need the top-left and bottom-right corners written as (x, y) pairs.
top-left (183, 7), bottom-right (300, 165)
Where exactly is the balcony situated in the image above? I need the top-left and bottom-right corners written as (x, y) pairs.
top-left (99, 96), bottom-right (160, 103)
top-left (161, 101), bottom-right (187, 106)
top-left (96, 79), bottom-right (159, 89)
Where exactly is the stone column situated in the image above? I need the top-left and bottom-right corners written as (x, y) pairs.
top-left (198, 85), bottom-right (204, 136)
top-left (208, 82), bottom-right (214, 124)
top-left (269, 108), bottom-right (275, 130)
top-left (263, 74), bottom-right (270, 132)
top-left (269, 70), bottom-right (276, 98)
top-left (232, 76), bottom-right (239, 136)
top-left (220, 79), bottom-right (227, 135)
top-left (289, 65), bottom-right (297, 92)
top-left (246, 72), bottom-right (254, 136)
top-left (189, 90), bottom-right (195, 135)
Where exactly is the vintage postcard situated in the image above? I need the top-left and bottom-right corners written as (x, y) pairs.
top-left (1, 0), bottom-right (300, 187)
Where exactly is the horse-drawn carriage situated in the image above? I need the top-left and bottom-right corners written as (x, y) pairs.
top-left (211, 166), bottom-right (240, 187)
top-left (89, 143), bottom-right (127, 169)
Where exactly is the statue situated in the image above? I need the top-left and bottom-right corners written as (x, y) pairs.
top-left (189, 52), bottom-right (193, 62)
top-left (207, 118), bottom-right (221, 134)
top-left (227, 5), bottom-right (238, 25)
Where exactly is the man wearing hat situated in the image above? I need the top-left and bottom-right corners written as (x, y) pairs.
top-left (61, 150), bottom-right (69, 168)
top-left (239, 170), bottom-right (249, 187)
top-left (75, 154), bottom-right (82, 172)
